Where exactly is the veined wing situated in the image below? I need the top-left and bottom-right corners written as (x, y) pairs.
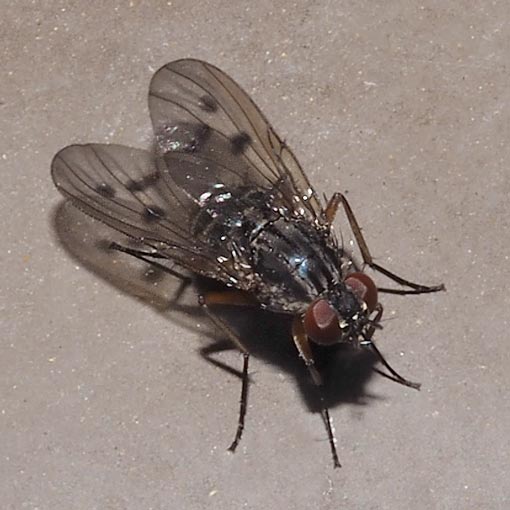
top-left (149, 58), bottom-right (324, 219)
top-left (51, 143), bottom-right (247, 286)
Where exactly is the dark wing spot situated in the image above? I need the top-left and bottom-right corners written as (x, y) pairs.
top-left (230, 132), bottom-right (252, 155)
top-left (126, 172), bottom-right (161, 192)
top-left (143, 205), bottom-right (166, 222)
top-left (96, 183), bottom-right (115, 198)
top-left (126, 179), bottom-right (145, 192)
top-left (199, 95), bottom-right (218, 112)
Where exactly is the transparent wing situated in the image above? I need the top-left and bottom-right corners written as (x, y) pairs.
top-left (149, 58), bottom-right (323, 218)
top-left (51, 143), bottom-right (245, 286)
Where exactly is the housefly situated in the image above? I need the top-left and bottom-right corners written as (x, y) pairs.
top-left (51, 59), bottom-right (444, 468)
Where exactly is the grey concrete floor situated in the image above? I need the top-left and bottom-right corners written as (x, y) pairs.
top-left (2, 1), bottom-right (509, 509)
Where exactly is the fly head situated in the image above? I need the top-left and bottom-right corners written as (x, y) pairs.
top-left (303, 272), bottom-right (379, 346)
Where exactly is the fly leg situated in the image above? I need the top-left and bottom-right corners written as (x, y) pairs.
top-left (198, 291), bottom-right (256, 379)
top-left (109, 242), bottom-right (192, 281)
top-left (199, 291), bottom-right (257, 452)
top-left (324, 193), bottom-right (445, 295)
top-left (292, 316), bottom-right (341, 468)
top-left (109, 242), bottom-right (192, 301)
top-left (362, 304), bottom-right (421, 390)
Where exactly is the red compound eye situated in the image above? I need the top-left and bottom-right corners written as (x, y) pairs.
top-left (344, 272), bottom-right (378, 313)
top-left (303, 299), bottom-right (341, 345)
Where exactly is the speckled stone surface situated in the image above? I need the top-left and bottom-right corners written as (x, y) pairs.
top-left (2, 2), bottom-right (509, 509)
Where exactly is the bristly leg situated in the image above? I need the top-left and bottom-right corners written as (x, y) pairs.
top-left (292, 316), bottom-right (341, 468)
top-left (324, 193), bottom-right (445, 294)
top-left (198, 291), bottom-right (256, 453)
top-left (108, 241), bottom-right (192, 301)
top-left (228, 353), bottom-right (250, 452)
top-left (109, 241), bottom-right (192, 282)
top-left (368, 342), bottom-right (421, 390)
top-left (361, 304), bottom-right (421, 390)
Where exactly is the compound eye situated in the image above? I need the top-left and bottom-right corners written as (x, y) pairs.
top-left (303, 299), bottom-right (341, 345)
top-left (344, 272), bottom-right (378, 312)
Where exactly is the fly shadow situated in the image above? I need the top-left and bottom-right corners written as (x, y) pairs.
top-left (52, 200), bottom-right (398, 439)
top-left (198, 299), bottom-right (384, 414)
top-left (52, 200), bottom-right (202, 326)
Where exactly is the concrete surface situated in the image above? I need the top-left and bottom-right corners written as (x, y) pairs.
top-left (2, 1), bottom-right (509, 509)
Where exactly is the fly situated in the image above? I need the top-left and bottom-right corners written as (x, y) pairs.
top-left (51, 59), bottom-right (444, 468)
